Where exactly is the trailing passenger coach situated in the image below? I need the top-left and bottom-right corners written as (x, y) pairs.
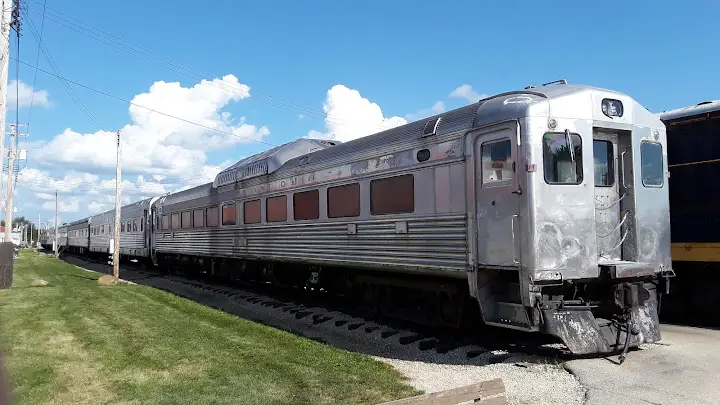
top-left (42, 81), bottom-right (672, 356)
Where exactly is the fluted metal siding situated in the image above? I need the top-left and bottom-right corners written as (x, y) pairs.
top-left (90, 231), bottom-right (146, 256)
top-left (155, 214), bottom-right (468, 272)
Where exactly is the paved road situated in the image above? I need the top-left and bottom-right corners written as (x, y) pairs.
top-left (565, 324), bottom-right (720, 405)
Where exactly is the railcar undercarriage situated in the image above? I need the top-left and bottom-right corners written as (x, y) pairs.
top-left (156, 252), bottom-right (661, 358)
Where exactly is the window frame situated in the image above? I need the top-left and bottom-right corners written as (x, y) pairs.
top-left (193, 209), bottom-right (204, 228)
top-left (480, 138), bottom-right (514, 188)
top-left (181, 211), bottom-right (191, 229)
top-left (170, 213), bottom-right (179, 230)
top-left (370, 174), bottom-right (415, 215)
top-left (244, 199), bottom-right (261, 224)
top-left (266, 195), bottom-right (288, 222)
top-left (327, 183), bottom-right (361, 218)
top-left (206, 206), bottom-right (219, 227)
top-left (640, 141), bottom-right (665, 188)
top-left (133, 219), bottom-right (138, 232)
top-left (542, 131), bottom-right (584, 185)
top-left (592, 139), bottom-right (615, 187)
top-left (293, 189), bottom-right (320, 221)
top-left (222, 203), bottom-right (237, 226)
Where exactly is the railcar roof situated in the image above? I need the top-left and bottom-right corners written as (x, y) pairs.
top-left (659, 100), bottom-right (720, 122)
top-left (211, 82), bottom-right (623, 189)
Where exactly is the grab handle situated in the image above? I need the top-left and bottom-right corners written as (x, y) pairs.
top-left (621, 150), bottom-right (627, 187)
top-left (511, 214), bottom-right (520, 264)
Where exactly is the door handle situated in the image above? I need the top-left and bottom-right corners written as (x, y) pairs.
top-left (511, 214), bottom-right (520, 264)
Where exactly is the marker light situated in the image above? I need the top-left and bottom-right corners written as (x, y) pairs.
top-left (602, 99), bottom-right (624, 118)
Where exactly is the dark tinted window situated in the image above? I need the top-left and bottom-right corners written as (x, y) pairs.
top-left (133, 219), bottom-right (138, 232)
top-left (171, 213), bottom-right (179, 230)
top-left (328, 183), bottom-right (360, 218)
top-left (641, 142), bottom-right (664, 187)
top-left (294, 190), bottom-right (319, 220)
top-left (222, 204), bottom-right (236, 225)
top-left (593, 140), bottom-right (615, 187)
top-left (193, 209), bottom-right (204, 228)
top-left (543, 132), bottom-right (583, 184)
top-left (181, 211), bottom-right (191, 229)
top-left (244, 200), bottom-right (261, 224)
top-left (206, 207), bottom-right (219, 227)
top-left (267, 195), bottom-right (287, 222)
top-left (371, 174), bottom-right (414, 215)
top-left (162, 215), bottom-right (169, 230)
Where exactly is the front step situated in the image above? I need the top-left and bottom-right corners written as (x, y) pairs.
top-left (485, 302), bottom-right (535, 331)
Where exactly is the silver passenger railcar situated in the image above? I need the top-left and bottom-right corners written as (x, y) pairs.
top-left (87, 198), bottom-right (155, 260)
top-left (67, 218), bottom-right (90, 254)
top-left (149, 81), bottom-right (671, 355)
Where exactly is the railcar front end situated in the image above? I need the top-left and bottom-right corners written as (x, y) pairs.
top-left (469, 84), bottom-right (670, 356)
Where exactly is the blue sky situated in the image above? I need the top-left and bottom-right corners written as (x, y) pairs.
top-left (6, 0), bottom-right (720, 227)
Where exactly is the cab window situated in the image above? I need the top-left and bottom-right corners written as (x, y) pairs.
top-left (543, 132), bottom-right (583, 184)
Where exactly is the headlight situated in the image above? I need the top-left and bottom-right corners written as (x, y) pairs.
top-left (602, 98), bottom-right (623, 117)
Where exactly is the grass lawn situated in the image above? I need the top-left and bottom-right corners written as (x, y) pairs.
top-left (0, 250), bottom-right (418, 405)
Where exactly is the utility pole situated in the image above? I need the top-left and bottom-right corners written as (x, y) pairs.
top-left (3, 0), bottom-right (20, 244)
top-left (36, 213), bottom-right (39, 248)
top-left (53, 190), bottom-right (58, 257)
top-left (112, 130), bottom-right (121, 280)
top-left (4, 123), bottom-right (16, 243)
top-left (0, 1), bottom-right (13, 216)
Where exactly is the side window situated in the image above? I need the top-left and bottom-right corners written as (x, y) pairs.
top-left (267, 195), bottom-right (288, 222)
top-left (133, 219), bottom-right (138, 232)
top-left (328, 183), bottom-right (360, 218)
top-left (294, 190), bottom-right (319, 220)
top-left (140, 219), bottom-right (144, 232)
top-left (244, 200), bottom-right (261, 224)
top-left (121, 222), bottom-right (125, 232)
top-left (370, 174), bottom-right (414, 215)
top-left (181, 211), bottom-right (191, 229)
top-left (543, 132), bottom-right (583, 184)
top-left (641, 142), bottom-right (664, 187)
top-left (593, 140), bottom-right (615, 187)
top-left (171, 213), bottom-right (179, 230)
top-left (193, 209), bottom-right (204, 228)
top-left (222, 204), bottom-right (237, 225)
top-left (101, 225), bottom-right (105, 234)
top-left (481, 139), bottom-right (513, 187)
top-left (162, 215), bottom-right (169, 231)
top-left (206, 206), bottom-right (219, 227)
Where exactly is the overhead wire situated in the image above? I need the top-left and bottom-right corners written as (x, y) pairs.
top-left (24, 0), bottom-right (45, 134)
top-left (12, 56), bottom-right (279, 147)
top-left (22, 1), bottom-right (403, 134)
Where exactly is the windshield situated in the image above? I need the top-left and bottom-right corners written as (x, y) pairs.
top-left (543, 132), bottom-right (584, 184)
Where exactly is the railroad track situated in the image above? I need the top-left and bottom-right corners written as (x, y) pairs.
top-left (55, 251), bottom-right (573, 364)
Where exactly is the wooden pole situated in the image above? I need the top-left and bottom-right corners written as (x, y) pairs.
top-left (112, 130), bottom-right (121, 280)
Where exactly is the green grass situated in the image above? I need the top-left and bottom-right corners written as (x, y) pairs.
top-left (0, 250), bottom-right (418, 405)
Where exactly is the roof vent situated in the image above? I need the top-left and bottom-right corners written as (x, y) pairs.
top-left (422, 117), bottom-right (442, 137)
top-left (697, 101), bottom-right (713, 106)
top-left (524, 85), bottom-right (537, 89)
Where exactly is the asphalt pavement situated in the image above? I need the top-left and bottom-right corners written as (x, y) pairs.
top-left (565, 324), bottom-right (720, 405)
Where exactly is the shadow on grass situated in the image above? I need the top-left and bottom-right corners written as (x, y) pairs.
top-left (54, 251), bottom-right (608, 367)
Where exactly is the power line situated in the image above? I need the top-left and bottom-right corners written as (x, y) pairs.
top-left (22, 6), bottom-right (105, 131)
top-left (24, 0), bottom-right (45, 133)
top-left (22, 1), bottom-right (403, 134)
top-left (12, 56), bottom-right (278, 147)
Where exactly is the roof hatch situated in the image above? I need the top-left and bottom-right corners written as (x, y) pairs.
top-left (212, 138), bottom-right (339, 188)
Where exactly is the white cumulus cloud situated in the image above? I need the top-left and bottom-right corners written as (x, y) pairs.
top-left (42, 199), bottom-right (79, 213)
top-left (7, 80), bottom-right (50, 109)
top-left (449, 84), bottom-right (486, 104)
top-left (308, 85), bottom-right (407, 143)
